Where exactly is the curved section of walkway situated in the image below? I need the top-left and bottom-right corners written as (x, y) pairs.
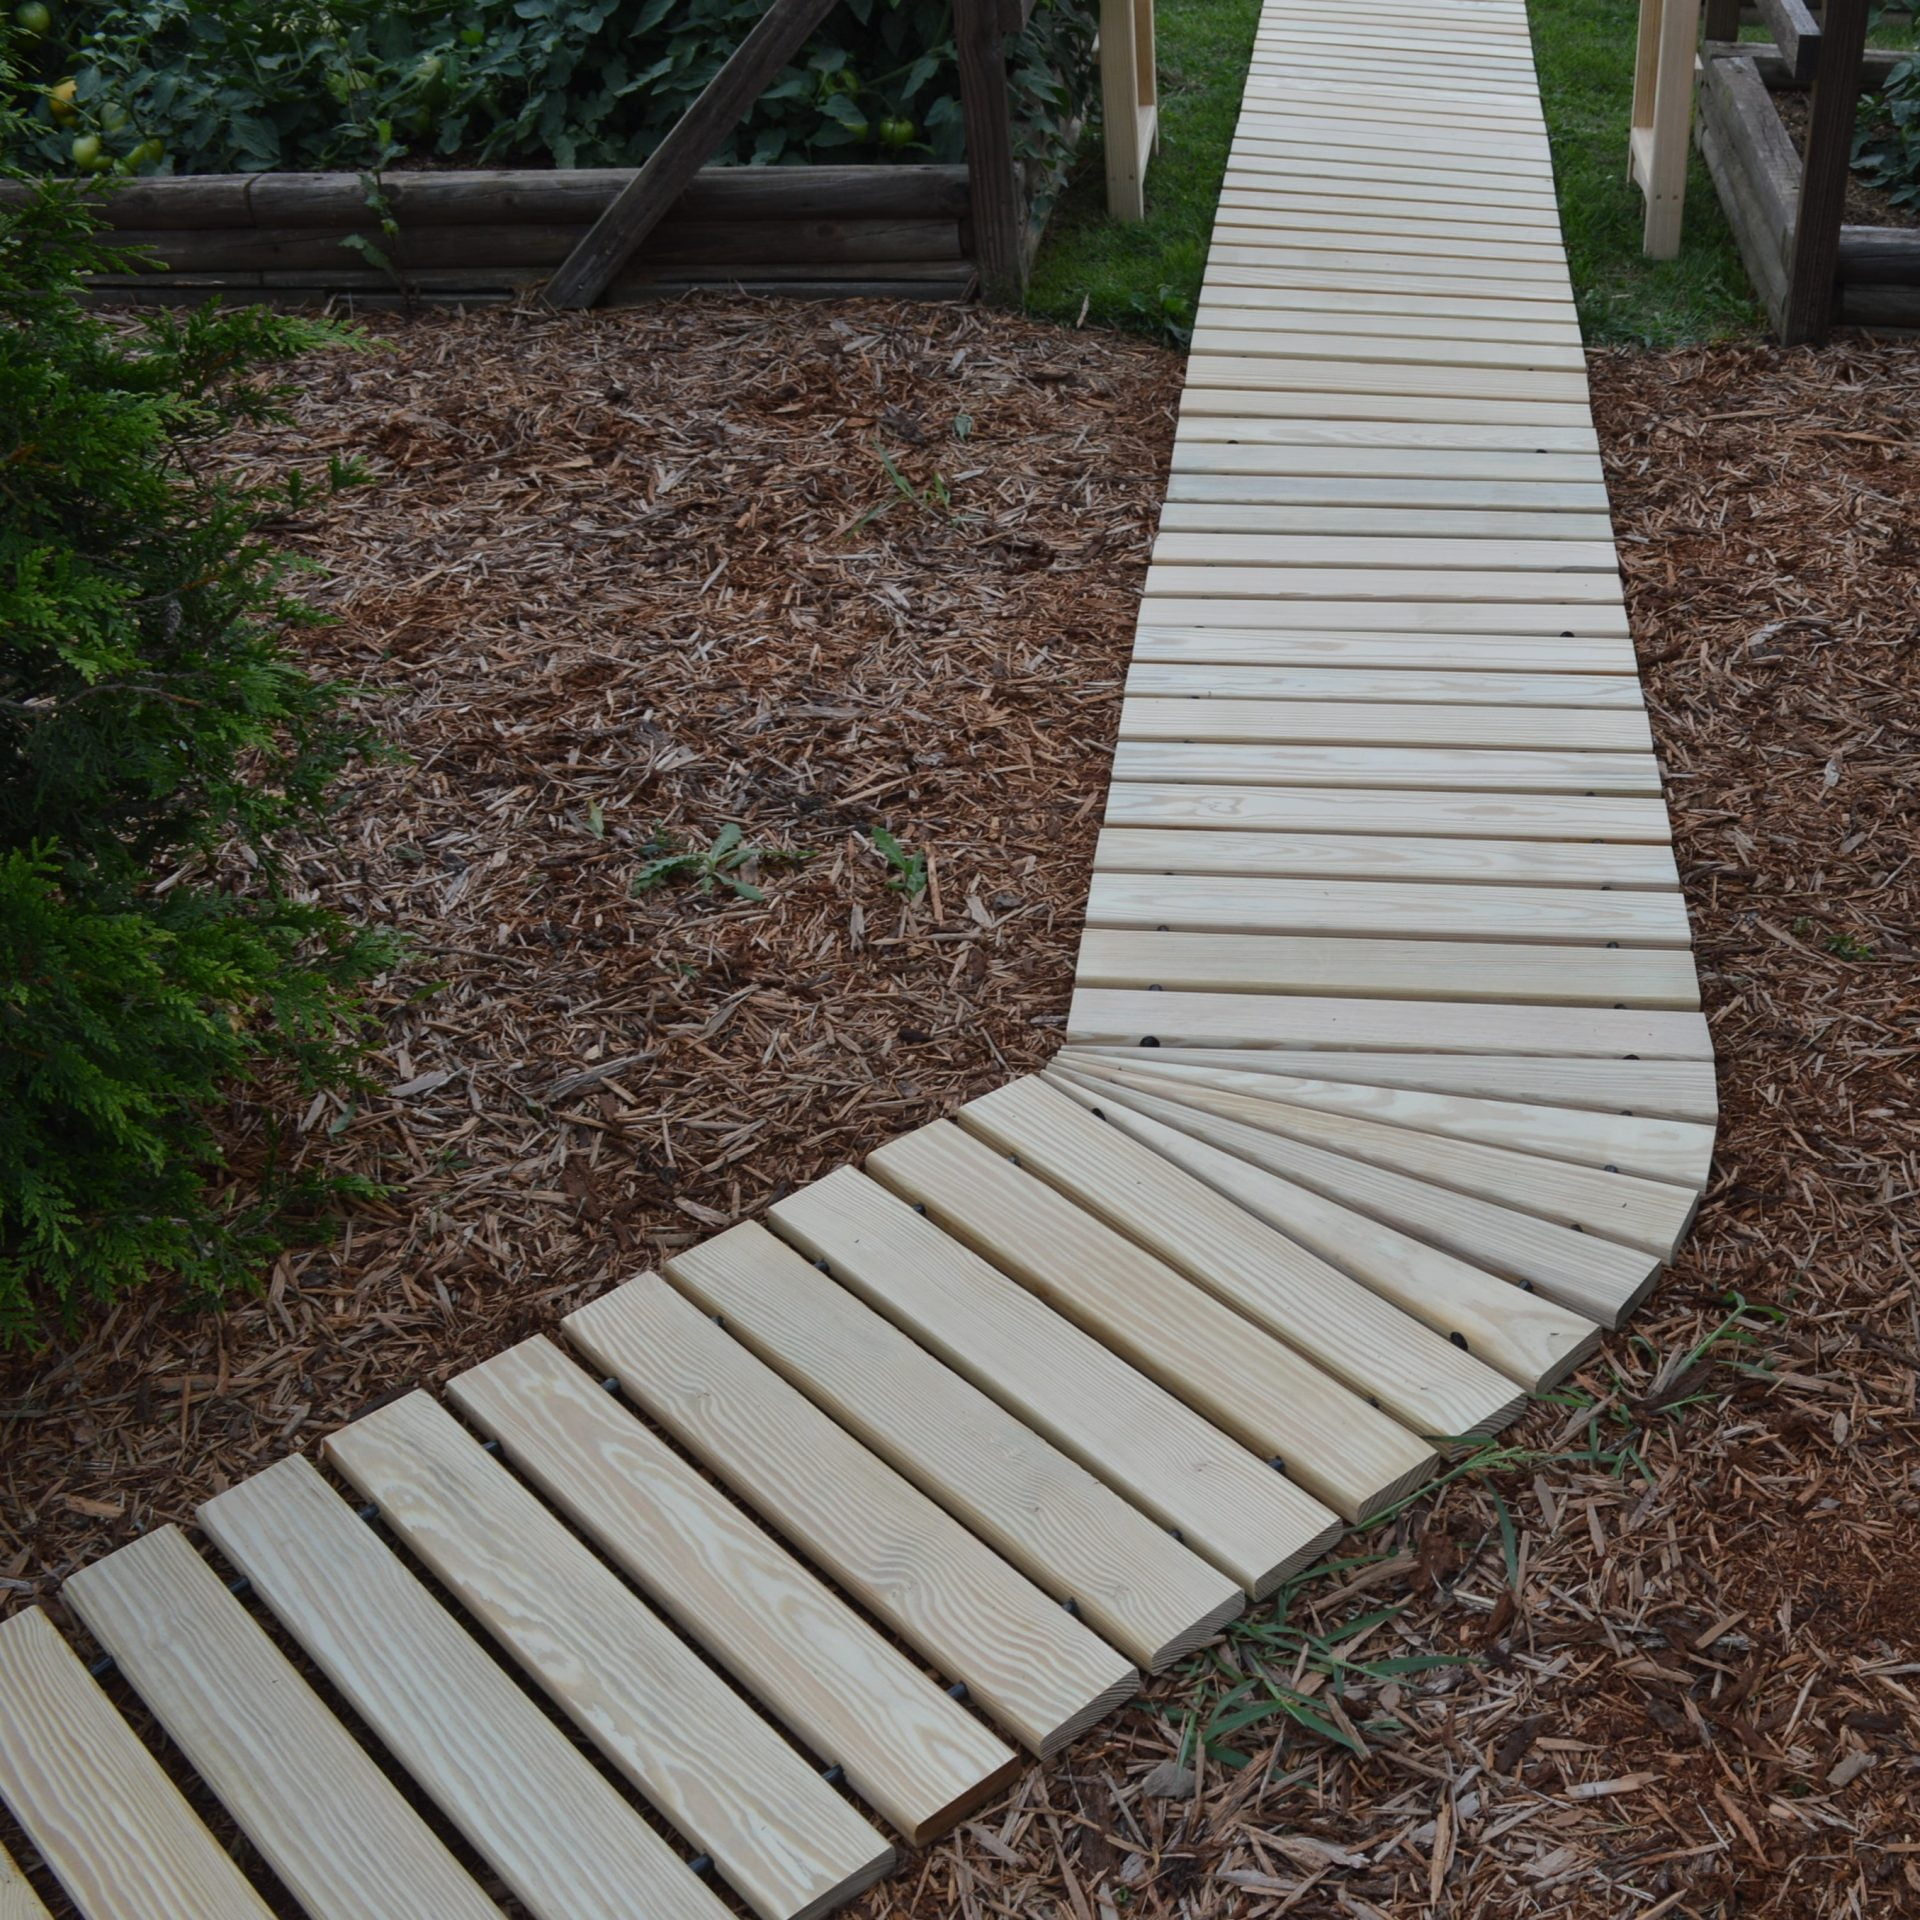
top-left (0, 7), bottom-right (1711, 1916)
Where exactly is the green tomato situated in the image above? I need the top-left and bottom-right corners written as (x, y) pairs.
top-left (129, 135), bottom-right (164, 167)
top-left (324, 66), bottom-right (373, 105)
top-left (14, 1), bottom-right (51, 36)
top-left (460, 24), bottom-right (483, 45)
top-left (70, 132), bottom-right (107, 171)
top-left (878, 115), bottom-right (915, 147)
top-left (100, 101), bottom-right (131, 133)
top-left (840, 116), bottom-right (868, 140)
top-left (819, 66), bottom-right (861, 96)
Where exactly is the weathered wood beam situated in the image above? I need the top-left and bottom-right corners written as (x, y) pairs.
top-left (544, 0), bottom-right (845, 309)
top-left (1754, 0), bottom-right (1821, 84)
top-left (1780, 0), bottom-right (1872, 344)
top-left (956, 0), bottom-right (1028, 303)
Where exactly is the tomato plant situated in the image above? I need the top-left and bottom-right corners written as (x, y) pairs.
top-left (0, 0), bottom-right (1093, 184)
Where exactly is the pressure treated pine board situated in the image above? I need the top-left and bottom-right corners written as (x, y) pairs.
top-left (1075, 929), bottom-right (1700, 1010)
top-left (1145, 540), bottom-right (1619, 579)
top-left (1084, 873), bottom-right (1690, 945)
top-left (1139, 597), bottom-right (1630, 638)
top-left (767, 1167), bottom-right (1341, 1594)
top-left (452, 1334), bottom-right (1018, 1844)
top-left (1063, 1045), bottom-right (1721, 1124)
top-left (1103, 782), bottom-right (1671, 840)
top-left (1064, 1060), bottom-right (1701, 1258)
top-left (0, 1608), bottom-right (274, 1920)
top-left (63, 1527), bottom-right (505, 1920)
top-left (199, 1455), bottom-right (727, 1920)
top-left (954, 1077), bottom-right (1525, 1447)
top-left (1052, 1073), bottom-right (1662, 1329)
top-left (1163, 483), bottom-right (1609, 520)
top-left (1067, 988), bottom-right (1717, 1060)
top-left (1211, 193), bottom-right (1572, 240)
top-left (1110, 743), bottom-right (1661, 795)
top-left (1077, 1056), bottom-right (1715, 1186)
top-left (1117, 698), bottom-right (1648, 750)
top-left (1171, 421), bottom-right (1597, 458)
top-left (1132, 629), bottom-right (1636, 669)
top-left (1142, 566), bottom-right (1623, 604)
top-left (1093, 825), bottom-right (1680, 889)
top-left (324, 1391), bottom-right (895, 1920)
top-left (1041, 1068), bottom-right (1602, 1392)
top-left (1155, 503), bottom-right (1614, 539)
top-left (664, 1222), bottom-right (1244, 1671)
top-left (1122, 664), bottom-right (1643, 706)
top-left (866, 1117), bottom-right (1434, 1521)
top-left (556, 1280), bottom-right (1135, 1760)
top-left (0, 1843), bottom-right (49, 1920)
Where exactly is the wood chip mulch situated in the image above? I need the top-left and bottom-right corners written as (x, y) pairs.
top-left (6, 315), bottom-right (1920, 1920)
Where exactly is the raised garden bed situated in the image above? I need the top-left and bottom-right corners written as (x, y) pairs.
top-left (0, 163), bottom-right (982, 306)
top-left (1697, 20), bottom-right (1920, 334)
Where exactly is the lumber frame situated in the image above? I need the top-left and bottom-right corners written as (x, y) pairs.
top-left (544, 0), bottom-right (845, 309)
top-left (1779, 0), bottom-right (1872, 343)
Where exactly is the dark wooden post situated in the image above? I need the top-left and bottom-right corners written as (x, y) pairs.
top-left (1701, 0), bottom-right (1741, 39)
top-left (1779, 0), bottom-right (1871, 343)
top-left (954, 0), bottom-right (1027, 303)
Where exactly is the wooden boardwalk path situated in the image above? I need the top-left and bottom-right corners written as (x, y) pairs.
top-left (0, 4), bottom-right (1712, 1913)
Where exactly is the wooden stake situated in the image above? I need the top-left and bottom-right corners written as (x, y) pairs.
top-left (1780, 0), bottom-right (1871, 344)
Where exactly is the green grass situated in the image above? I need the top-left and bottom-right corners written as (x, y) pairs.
top-left (1026, 0), bottom-right (1769, 348)
top-left (1024, 0), bottom-right (1261, 340)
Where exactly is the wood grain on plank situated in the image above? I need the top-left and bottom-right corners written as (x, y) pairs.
top-left (867, 1117), bottom-right (1433, 1520)
top-left (1066, 988), bottom-right (1717, 1061)
top-left (767, 1167), bottom-right (1341, 1595)
top-left (955, 1078), bottom-right (1522, 1449)
top-left (1094, 826), bottom-right (1679, 890)
top-left (1121, 663), bottom-right (1644, 707)
top-left (665, 1223), bottom-right (1242, 1671)
top-left (1154, 502), bottom-right (1615, 539)
top-left (1143, 565), bottom-right (1621, 604)
top-left (324, 1391), bottom-right (894, 1920)
top-left (1051, 1072), bottom-right (1660, 1329)
top-left (1165, 473), bottom-right (1608, 510)
top-left (1085, 873), bottom-right (1690, 946)
top-left (452, 1334), bottom-right (1017, 1844)
top-left (1117, 697), bottom-right (1647, 750)
top-left (1061, 1047), bottom-right (1720, 1125)
top-left (199, 1455), bottom-right (726, 1920)
top-left (0, 1607), bottom-right (274, 1920)
top-left (560, 1279), bottom-right (1135, 1759)
top-left (0, 1842), bottom-right (50, 1920)
top-left (1138, 598), bottom-right (1628, 637)
top-left (1132, 629), bottom-right (1634, 669)
top-left (1103, 782), bottom-right (1670, 841)
top-left (1110, 743), bottom-right (1661, 796)
top-left (1064, 1056), bottom-right (1715, 1187)
top-left (1172, 421), bottom-right (1597, 459)
top-left (1075, 929), bottom-right (1699, 1010)
top-left (64, 1527), bottom-right (504, 1920)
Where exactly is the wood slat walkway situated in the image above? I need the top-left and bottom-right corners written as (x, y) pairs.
top-left (0, 4), bottom-right (1712, 1913)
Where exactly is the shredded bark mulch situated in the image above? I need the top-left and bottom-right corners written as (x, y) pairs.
top-left (5, 315), bottom-right (1920, 1920)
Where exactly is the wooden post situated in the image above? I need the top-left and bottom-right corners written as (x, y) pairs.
top-left (955, 0), bottom-right (1027, 302)
top-left (1099, 0), bottom-right (1159, 221)
top-left (1701, 0), bottom-right (1741, 38)
top-left (544, 0), bottom-right (843, 308)
top-left (1780, 0), bottom-right (1871, 343)
top-left (1628, 0), bottom-right (1703, 258)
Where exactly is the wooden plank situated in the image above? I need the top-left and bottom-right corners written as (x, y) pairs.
top-left (1756, 0), bottom-right (1821, 83)
top-left (323, 1392), bottom-right (894, 1920)
top-left (1094, 824), bottom-right (1680, 889)
top-left (545, 0), bottom-right (843, 306)
top-left (1148, 534), bottom-right (1618, 574)
top-left (866, 1117), bottom-right (1436, 1519)
top-left (665, 1223), bottom-right (1245, 1671)
top-left (954, 0), bottom-right (1026, 300)
top-left (1123, 662), bottom-right (1643, 706)
top-left (953, 1078), bottom-right (1522, 1448)
top-left (1220, 152), bottom-right (1562, 202)
top-left (451, 1335), bottom-right (1016, 1843)
top-left (1058, 1054), bottom-right (1716, 1186)
top-left (1066, 987), bottom-right (1717, 1060)
top-left (0, 1608), bottom-right (273, 1920)
top-left (1181, 392), bottom-right (1590, 433)
top-left (559, 1281), bottom-right (1135, 1759)
top-left (1104, 783), bottom-right (1673, 842)
top-left (1197, 259), bottom-right (1576, 304)
top-left (1173, 417), bottom-right (1598, 457)
top-left (1066, 1061), bottom-right (1699, 1259)
top-left (1046, 1070), bottom-right (1662, 1329)
top-left (1210, 216), bottom-right (1570, 261)
top-left (767, 1167), bottom-right (1341, 1596)
top-left (1062, 1045), bottom-right (1720, 1124)
top-left (1133, 630), bottom-right (1635, 668)
top-left (1214, 188), bottom-right (1570, 236)
top-left (1040, 1070), bottom-right (1605, 1386)
top-left (63, 1527), bottom-right (505, 1920)
top-left (1156, 500), bottom-right (1616, 538)
top-left (1084, 872), bottom-right (1690, 945)
top-left (1118, 697), bottom-right (1647, 749)
top-left (198, 1455), bottom-right (726, 1920)
top-left (0, 1844), bottom-right (49, 1920)
top-left (1190, 328), bottom-right (1586, 375)
top-left (1110, 742), bottom-right (1661, 795)
top-left (1075, 929), bottom-right (1699, 1010)
top-left (1781, 0), bottom-right (1870, 344)
top-left (1165, 472), bottom-right (1607, 514)
top-left (1145, 559), bottom-right (1618, 599)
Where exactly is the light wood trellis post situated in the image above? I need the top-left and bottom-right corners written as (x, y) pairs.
top-left (1628, 0), bottom-right (1704, 258)
top-left (1099, 0), bottom-right (1159, 220)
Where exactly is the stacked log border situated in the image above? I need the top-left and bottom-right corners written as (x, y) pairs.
top-left (1698, 43), bottom-right (1920, 334)
top-left (0, 164), bottom-right (982, 307)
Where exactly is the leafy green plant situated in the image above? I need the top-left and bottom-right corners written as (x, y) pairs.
top-left (1, 175), bottom-right (392, 1346)
top-left (1856, 54), bottom-right (1920, 209)
top-left (1, 0), bottom-right (1092, 183)
top-left (630, 823), bottom-right (811, 903)
top-left (869, 825), bottom-right (926, 896)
